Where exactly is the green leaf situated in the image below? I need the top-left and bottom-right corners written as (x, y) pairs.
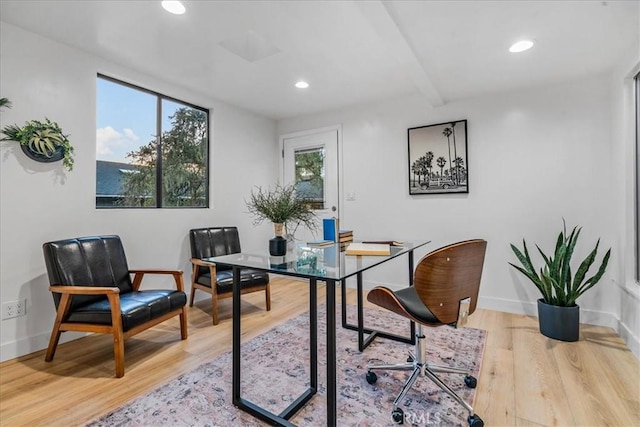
top-left (1, 118), bottom-right (74, 171)
top-left (571, 239), bottom-right (596, 290)
top-left (509, 262), bottom-right (545, 294)
top-left (561, 226), bottom-right (580, 296)
top-left (573, 247), bottom-right (611, 303)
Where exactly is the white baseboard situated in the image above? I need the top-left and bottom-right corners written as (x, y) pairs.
top-left (618, 319), bottom-right (640, 359)
top-left (6, 281), bottom-right (635, 363)
top-left (478, 295), bottom-right (621, 329)
top-left (479, 295), bottom-right (639, 360)
top-left (352, 283), bottom-right (639, 359)
top-left (0, 330), bottom-right (87, 363)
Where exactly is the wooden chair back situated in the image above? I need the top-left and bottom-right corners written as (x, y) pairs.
top-left (413, 239), bottom-right (487, 325)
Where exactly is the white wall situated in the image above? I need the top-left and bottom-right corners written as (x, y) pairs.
top-left (610, 42), bottom-right (640, 357)
top-left (2, 19), bottom-right (638, 362)
top-left (279, 74), bottom-right (628, 337)
top-left (0, 23), bottom-right (279, 361)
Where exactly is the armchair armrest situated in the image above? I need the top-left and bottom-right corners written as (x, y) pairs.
top-left (190, 258), bottom-right (216, 283)
top-left (129, 269), bottom-right (184, 275)
top-left (48, 286), bottom-right (123, 329)
top-left (49, 285), bottom-right (120, 295)
top-left (130, 269), bottom-right (185, 292)
top-left (190, 258), bottom-right (215, 267)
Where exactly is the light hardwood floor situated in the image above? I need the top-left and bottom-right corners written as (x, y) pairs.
top-left (1, 277), bottom-right (638, 426)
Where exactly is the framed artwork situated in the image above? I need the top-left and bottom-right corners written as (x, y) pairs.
top-left (408, 119), bottom-right (468, 195)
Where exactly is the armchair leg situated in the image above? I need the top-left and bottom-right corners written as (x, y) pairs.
top-left (113, 329), bottom-right (125, 378)
top-left (44, 327), bottom-right (62, 362)
top-left (189, 286), bottom-right (196, 307)
top-left (108, 294), bottom-right (125, 378)
top-left (211, 292), bottom-right (219, 325)
top-left (45, 293), bottom-right (72, 362)
top-left (179, 307), bottom-right (188, 340)
top-left (265, 283), bottom-right (271, 311)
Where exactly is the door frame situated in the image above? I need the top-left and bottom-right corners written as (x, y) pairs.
top-left (279, 124), bottom-right (343, 219)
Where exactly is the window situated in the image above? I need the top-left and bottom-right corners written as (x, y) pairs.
top-left (96, 75), bottom-right (209, 208)
top-left (294, 147), bottom-right (325, 210)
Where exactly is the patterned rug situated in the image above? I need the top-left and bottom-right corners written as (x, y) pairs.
top-left (87, 305), bottom-right (486, 426)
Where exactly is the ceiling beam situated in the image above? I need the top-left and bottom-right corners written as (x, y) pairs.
top-left (353, 0), bottom-right (444, 107)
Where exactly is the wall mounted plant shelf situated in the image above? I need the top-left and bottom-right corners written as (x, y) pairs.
top-left (1, 117), bottom-right (74, 171)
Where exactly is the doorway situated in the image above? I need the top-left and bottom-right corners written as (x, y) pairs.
top-left (281, 126), bottom-right (341, 244)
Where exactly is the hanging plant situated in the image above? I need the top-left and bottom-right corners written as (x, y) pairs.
top-left (1, 117), bottom-right (74, 171)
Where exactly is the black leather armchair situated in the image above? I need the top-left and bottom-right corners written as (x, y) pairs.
top-left (42, 235), bottom-right (188, 378)
top-left (189, 227), bottom-right (270, 325)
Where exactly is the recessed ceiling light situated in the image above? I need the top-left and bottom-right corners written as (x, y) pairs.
top-left (509, 40), bottom-right (534, 53)
top-left (162, 1), bottom-right (186, 15)
top-left (295, 81), bottom-right (309, 89)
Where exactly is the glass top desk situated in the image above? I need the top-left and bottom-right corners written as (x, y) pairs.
top-left (206, 240), bottom-right (431, 426)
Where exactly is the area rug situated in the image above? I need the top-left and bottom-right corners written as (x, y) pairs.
top-left (87, 305), bottom-right (486, 426)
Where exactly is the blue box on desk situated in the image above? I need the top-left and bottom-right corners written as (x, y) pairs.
top-left (323, 218), bottom-right (338, 241)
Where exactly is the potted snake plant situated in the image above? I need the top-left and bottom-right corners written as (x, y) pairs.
top-left (509, 221), bottom-right (611, 341)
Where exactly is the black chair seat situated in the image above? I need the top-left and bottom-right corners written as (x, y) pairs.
top-left (196, 269), bottom-right (269, 294)
top-left (393, 287), bottom-right (440, 325)
top-left (189, 226), bottom-right (272, 325)
top-left (42, 234), bottom-right (188, 377)
top-left (365, 239), bottom-right (487, 424)
top-left (67, 290), bottom-right (187, 331)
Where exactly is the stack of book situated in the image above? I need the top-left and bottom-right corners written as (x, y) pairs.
top-left (322, 218), bottom-right (354, 251)
top-left (362, 240), bottom-right (404, 247)
top-left (345, 242), bottom-right (391, 256)
top-left (338, 229), bottom-right (353, 251)
top-left (306, 239), bottom-right (334, 247)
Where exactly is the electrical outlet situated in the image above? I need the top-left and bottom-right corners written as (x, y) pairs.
top-left (2, 299), bottom-right (27, 320)
top-left (15, 299), bottom-right (26, 317)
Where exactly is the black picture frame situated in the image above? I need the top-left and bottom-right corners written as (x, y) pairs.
top-left (408, 119), bottom-right (469, 195)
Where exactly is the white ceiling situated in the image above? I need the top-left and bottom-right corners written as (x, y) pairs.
top-left (1, 0), bottom-right (638, 120)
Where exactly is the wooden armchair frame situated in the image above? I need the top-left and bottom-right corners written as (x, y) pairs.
top-left (189, 258), bottom-right (271, 325)
top-left (45, 269), bottom-right (188, 378)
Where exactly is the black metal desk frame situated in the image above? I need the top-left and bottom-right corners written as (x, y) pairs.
top-left (210, 240), bottom-right (430, 427)
top-left (340, 251), bottom-right (417, 351)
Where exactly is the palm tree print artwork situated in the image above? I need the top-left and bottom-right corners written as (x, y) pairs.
top-left (408, 120), bottom-right (468, 195)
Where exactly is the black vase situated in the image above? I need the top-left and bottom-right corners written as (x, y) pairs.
top-left (537, 299), bottom-right (580, 342)
top-left (269, 236), bottom-right (287, 256)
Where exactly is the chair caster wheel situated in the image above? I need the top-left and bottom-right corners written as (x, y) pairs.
top-left (365, 371), bottom-right (378, 385)
top-left (392, 407), bottom-right (404, 424)
top-left (464, 375), bottom-right (477, 388)
top-left (468, 414), bottom-right (484, 426)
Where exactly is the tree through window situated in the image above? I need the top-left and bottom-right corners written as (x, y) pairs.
top-left (96, 75), bottom-right (209, 208)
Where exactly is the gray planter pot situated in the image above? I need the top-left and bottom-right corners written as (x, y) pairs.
top-left (20, 143), bottom-right (64, 164)
top-left (537, 299), bottom-right (580, 342)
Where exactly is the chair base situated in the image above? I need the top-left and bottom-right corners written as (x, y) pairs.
top-left (366, 325), bottom-right (483, 426)
top-left (189, 282), bottom-right (271, 325)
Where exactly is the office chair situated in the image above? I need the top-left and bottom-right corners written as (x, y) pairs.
top-left (365, 239), bottom-right (487, 426)
top-left (189, 227), bottom-right (271, 325)
top-left (42, 235), bottom-right (188, 378)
